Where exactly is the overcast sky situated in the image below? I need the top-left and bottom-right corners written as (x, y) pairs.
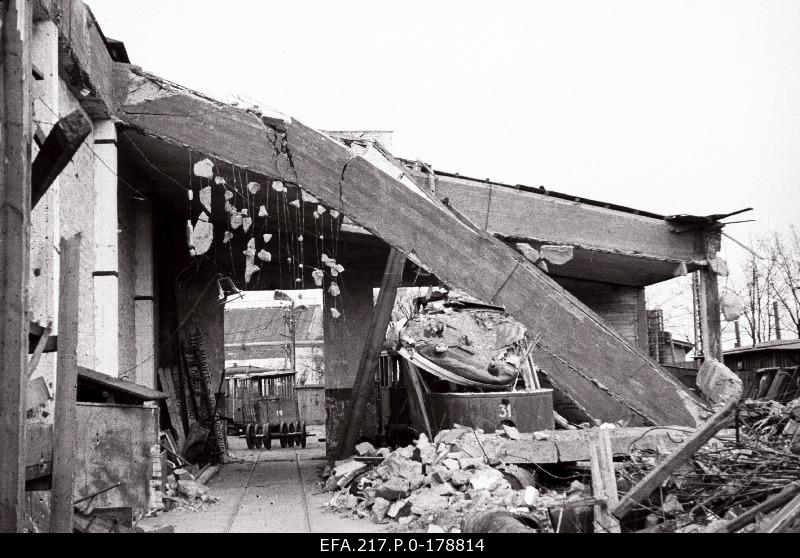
top-left (90, 1), bottom-right (800, 345)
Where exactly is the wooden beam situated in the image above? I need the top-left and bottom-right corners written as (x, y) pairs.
top-left (116, 75), bottom-right (709, 427)
top-left (613, 398), bottom-right (736, 520)
top-left (50, 234), bottom-right (81, 533)
top-left (27, 323), bottom-right (51, 378)
top-left (758, 490), bottom-right (800, 533)
top-left (698, 269), bottom-right (722, 361)
top-left (710, 481), bottom-right (800, 533)
top-left (31, 109), bottom-right (91, 208)
top-left (404, 359), bottom-right (434, 440)
top-left (337, 248), bottom-right (405, 459)
top-left (0, 0), bottom-right (33, 533)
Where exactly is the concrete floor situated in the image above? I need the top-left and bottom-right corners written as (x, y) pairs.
top-left (137, 426), bottom-right (388, 533)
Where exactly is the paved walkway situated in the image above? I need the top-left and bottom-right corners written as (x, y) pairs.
top-left (137, 427), bottom-right (387, 533)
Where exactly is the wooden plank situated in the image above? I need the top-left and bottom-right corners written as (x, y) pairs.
top-left (404, 360), bottom-right (434, 441)
top-left (612, 399), bottom-right (737, 520)
top-left (27, 323), bottom-right (51, 378)
top-left (157, 367), bottom-right (186, 448)
top-left (50, 234), bottom-right (81, 533)
top-left (31, 109), bottom-right (92, 208)
top-left (758, 490), bottom-right (800, 533)
top-left (117, 78), bottom-right (710, 427)
top-left (0, 0), bottom-right (32, 532)
top-left (699, 267), bottom-right (723, 362)
top-left (337, 248), bottom-right (406, 459)
top-left (710, 481), bottom-right (800, 533)
top-left (590, 428), bottom-right (620, 533)
top-left (78, 366), bottom-right (167, 401)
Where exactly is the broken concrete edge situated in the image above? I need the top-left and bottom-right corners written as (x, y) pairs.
top-left (696, 358), bottom-right (743, 409)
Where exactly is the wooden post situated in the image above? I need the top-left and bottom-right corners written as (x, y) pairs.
top-left (590, 428), bottom-right (620, 533)
top-left (337, 248), bottom-right (406, 459)
top-left (613, 398), bottom-right (737, 520)
top-left (50, 234), bottom-right (81, 533)
top-left (0, 0), bottom-right (32, 533)
top-left (699, 231), bottom-right (723, 362)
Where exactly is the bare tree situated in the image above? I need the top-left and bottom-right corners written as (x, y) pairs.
top-left (765, 227), bottom-right (800, 339)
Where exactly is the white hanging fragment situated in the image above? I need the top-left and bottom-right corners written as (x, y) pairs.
top-left (215, 176), bottom-right (226, 185)
top-left (312, 269), bottom-right (324, 287)
top-left (247, 182), bottom-right (262, 195)
top-left (244, 261), bottom-right (260, 283)
top-left (241, 208), bottom-right (249, 216)
top-left (224, 189), bottom-right (234, 201)
top-left (258, 250), bottom-right (272, 263)
top-left (223, 231), bottom-right (234, 244)
top-left (313, 211), bottom-right (320, 219)
top-left (187, 190), bottom-right (194, 201)
top-left (289, 199), bottom-right (301, 209)
top-left (271, 181), bottom-right (286, 193)
top-left (317, 205), bottom-right (327, 215)
top-left (193, 216), bottom-right (214, 256)
top-left (193, 158), bottom-right (214, 179)
top-left (334, 264), bottom-right (345, 274)
top-left (199, 186), bottom-right (212, 212)
top-left (330, 210), bottom-right (340, 219)
top-left (298, 235), bottom-right (304, 243)
top-left (328, 283), bottom-right (340, 297)
top-left (242, 217), bottom-right (253, 233)
top-left (331, 268), bottom-right (339, 277)
top-left (258, 205), bottom-right (268, 217)
top-left (330, 308), bottom-right (341, 319)
top-left (301, 191), bottom-right (318, 204)
top-left (295, 278), bottom-right (302, 284)
top-left (230, 212), bottom-right (243, 230)
top-left (186, 220), bottom-right (195, 257)
top-left (263, 234), bottom-right (273, 244)
top-left (225, 201), bottom-right (236, 215)
top-left (242, 238), bottom-right (256, 258)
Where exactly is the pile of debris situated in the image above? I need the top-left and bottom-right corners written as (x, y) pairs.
top-left (622, 397), bottom-right (800, 533)
top-left (323, 426), bottom-right (599, 533)
top-left (323, 397), bottom-right (800, 533)
top-left (146, 448), bottom-right (221, 518)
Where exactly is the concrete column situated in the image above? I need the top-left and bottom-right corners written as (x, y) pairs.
top-left (134, 200), bottom-right (156, 387)
top-left (323, 271), bottom-right (379, 459)
top-left (92, 120), bottom-right (119, 376)
top-left (29, 20), bottom-right (60, 391)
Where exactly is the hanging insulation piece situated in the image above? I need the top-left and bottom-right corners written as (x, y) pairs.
top-left (313, 211), bottom-right (320, 219)
top-left (193, 212), bottom-right (214, 256)
top-left (330, 308), bottom-right (341, 319)
top-left (271, 180), bottom-right (286, 193)
top-left (193, 158), bottom-right (214, 178)
top-left (258, 205), bottom-right (268, 217)
top-left (301, 191), bottom-right (318, 204)
top-left (328, 283), bottom-right (341, 297)
top-left (225, 201), bottom-right (236, 215)
top-left (295, 278), bottom-right (302, 284)
top-left (244, 261), bottom-right (260, 283)
top-left (312, 269), bottom-right (324, 287)
top-left (242, 217), bottom-right (253, 233)
top-left (247, 181), bottom-right (262, 195)
top-left (263, 234), bottom-right (273, 244)
top-left (330, 210), bottom-right (340, 219)
top-left (298, 235), bottom-right (304, 243)
top-left (258, 249), bottom-right (272, 263)
top-left (223, 231), bottom-right (234, 244)
top-left (230, 212), bottom-right (243, 230)
top-left (241, 208), bottom-right (249, 216)
top-left (215, 176), bottom-right (226, 185)
top-left (289, 199), bottom-right (301, 209)
top-left (331, 268), bottom-right (339, 277)
top-left (186, 220), bottom-right (196, 257)
top-left (187, 190), bottom-right (194, 201)
top-left (316, 205), bottom-right (327, 215)
top-left (242, 238), bottom-right (256, 258)
top-left (199, 186), bottom-right (212, 212)
top-left (321, 254), bottom-right (335, 268)
top-left (334, 264), bottom-right (345, 275)
top-left (224, 189), bottom-right (234, 201)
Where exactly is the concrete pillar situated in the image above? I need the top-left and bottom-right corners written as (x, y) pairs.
top-left (92, 120), bottom-right (119, 376)
top-left (29, 19), bottom-right (60, 391)
top-left (134, 200), bottom-right (156, 388)
top-left (323, 271), bottom-right (379, 459)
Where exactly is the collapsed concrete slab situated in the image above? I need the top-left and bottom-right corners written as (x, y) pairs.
top-left (116, 68), bottom-right (709, 427)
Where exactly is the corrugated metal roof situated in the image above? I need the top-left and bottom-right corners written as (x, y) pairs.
top-left (225, 305), bottom-right (323, 345)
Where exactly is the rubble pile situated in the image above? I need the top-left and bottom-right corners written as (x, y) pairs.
top-left (621, 398), bottom-right (800, 533)
top-left (323, 427), bottom-right (593, 533)
top-left (146, 462), bottom-right (221, 517)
